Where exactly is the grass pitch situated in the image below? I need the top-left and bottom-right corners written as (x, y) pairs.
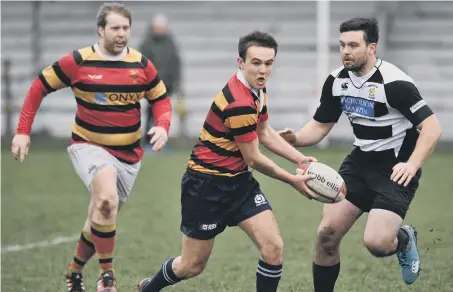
top-left (2, 147), bottom-right (452, 292)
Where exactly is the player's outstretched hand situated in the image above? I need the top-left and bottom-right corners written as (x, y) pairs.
top-left (391, 162), bottom-right (418, 187)
top-left (11, 134), bottom-right (31, 162)
top-left (147, 126), bottom-right (168, 152)
top-left (276, 127), bottom-right (297, 145)
top-left (290, 173), bottom-right (318, 200)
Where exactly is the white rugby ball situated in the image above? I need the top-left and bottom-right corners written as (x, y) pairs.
top-left (297, 162), bottom-right (346, 204)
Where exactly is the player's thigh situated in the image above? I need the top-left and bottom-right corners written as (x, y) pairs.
top-left (367, 166), bottom-right (421, 220)
top-left (318, 199), bottom-right (363, 241)
top-left (318, 153), bottom-right (368, 239)
top-left (238, 209), bottom-right (282, 252)
top-left (227, 177), bottom-right (281, 256)
top-left (363, 209), bottom-right (402, 245)
top-left (179, 234), bottom-right (215, 268)
top-left (114, 159), bottom-right (141, 203)
top-left (226, 175), bottom-right (272, 228)
top-left (338, 152), bottom-right (375, 214)
top-left (67, 143), bottom-right (117, 195)
top-left (90, 167), bottom-right (118, 197)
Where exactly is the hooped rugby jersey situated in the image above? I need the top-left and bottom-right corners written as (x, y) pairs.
top-left (17, 44), bottom-right (172, 164)
top-left (188, 71), bottom-right (269, 177)
top-left (313, 59), bottom-right (434, 161)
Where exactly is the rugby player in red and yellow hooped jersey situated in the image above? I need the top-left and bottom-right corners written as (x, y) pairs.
top-left (138, 31), bottom-right (318, 292)
top-left (10, 3), bottom-right (172, 292)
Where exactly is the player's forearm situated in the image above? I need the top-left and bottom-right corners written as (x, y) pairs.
top-left (151, 97), bottom-right (172, 133)
top-left (408, 117), bottom-right (442, 169)
top-left (294, 120), bottom-right (333, 147)
top-left (247, 153), bottom-right (294, 184)
top-left (259, 126), bottom-right (306, 164)
top-left (16, 78), bottom-right (48, 135)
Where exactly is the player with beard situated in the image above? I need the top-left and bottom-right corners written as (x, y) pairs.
top-left (11, 3), bottom-right (172, 292)
top-left (277, 18), bottom-right (442, 291)
top-left (137, 31), bottom-right (318, 292)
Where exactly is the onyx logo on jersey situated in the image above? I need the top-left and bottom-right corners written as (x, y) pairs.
top-left (108, 93), bottom-right (143, 102)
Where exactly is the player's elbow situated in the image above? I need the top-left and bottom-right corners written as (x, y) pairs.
top-left (420, 115), bottom-right (443, 141)
top-left (237, 139), bottom-right (261, 168)
top-left (257, 130), bottom-right (268, 141)
top-left (257, 132), bottom-right (272, 148)
top-left (244, 155), bottom-right (259, 169)
top-left (243, 149), bottom-right (263, 169)
top-left (315, 121), bottom-right (334, 138)
top-left (294, 120), bottom-right (333, 147)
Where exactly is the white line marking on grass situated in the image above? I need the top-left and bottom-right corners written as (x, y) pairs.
top-left (1, 234), bottom-right (79, 253)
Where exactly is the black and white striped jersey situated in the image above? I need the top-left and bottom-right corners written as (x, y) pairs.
top-left (313, 59), bottom-right (434, 161)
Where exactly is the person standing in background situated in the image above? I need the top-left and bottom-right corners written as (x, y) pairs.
top-left (140, 14), bottom-right (186, 143)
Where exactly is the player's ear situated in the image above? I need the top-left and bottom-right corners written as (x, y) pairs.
top-left (368, 43), bottom-right (377, 56)
top-left (97, 26), bottom-right (104, 38)
top-left (237, 57), bottom-right (244, 70)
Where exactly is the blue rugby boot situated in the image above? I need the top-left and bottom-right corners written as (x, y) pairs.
top-left (397, 225), bottom-right (421, 285)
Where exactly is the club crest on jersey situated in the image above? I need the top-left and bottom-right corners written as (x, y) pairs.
top-left (341, 82), bottom-right (348, 90)
top-left (129, 70), bottom-right (138, 84)
top-left (368, 84), bottom-right (377, 99)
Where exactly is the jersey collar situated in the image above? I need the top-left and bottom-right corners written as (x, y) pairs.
top-left (93, 43), bottom-right (128, 61)
top-left (236, 70), bottom-right (265, 112)
top-left (236, 70), bottom-right (263, 100)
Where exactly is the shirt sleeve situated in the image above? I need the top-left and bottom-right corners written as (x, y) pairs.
top-left (313, 74), bottom-right (342, 123)
top-left (144, 58), bottom-right (169, 103)
top-left (143, 57), bottom-right (172, 133)
top-left (385, 80), bottom-right (434, 126)
top-left (16, 52), bottom-right (77, 135)
top-left (224, 104), bottom-right (258, 143)
top-left (39, 52), bottom-right (76, 93)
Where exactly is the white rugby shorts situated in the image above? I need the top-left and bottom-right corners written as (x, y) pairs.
top-left (67, 143), bottom-right (141, 202)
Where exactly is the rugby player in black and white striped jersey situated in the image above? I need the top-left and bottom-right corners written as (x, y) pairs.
top-left (278, 17), bottom-right (442, 291)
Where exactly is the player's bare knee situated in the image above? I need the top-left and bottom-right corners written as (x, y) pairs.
top-left (181, 258), bottom-right (208, 278)
top-left (94, 194), bottom-right (119, 220)
top-left (260, 237), bottom-right (284, 265)
top-left (363, 235), bottom-right (393, 257)
top-left (364, 242), bottom-right (389, 258)
top-left (187, 263), bottom-right (206, 278)
top-left (317, 225), bottom-right (341, 256)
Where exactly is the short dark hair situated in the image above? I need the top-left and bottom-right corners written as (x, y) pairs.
top-left (339, 17), bottom-right (379, 44)
top-left (97, 2), bottom-right (132, 28)
top-left (238, 31), bottom-right (278, 60)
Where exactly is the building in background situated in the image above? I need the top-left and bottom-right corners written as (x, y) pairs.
top-left (1, 1), bottom-right (452, 148)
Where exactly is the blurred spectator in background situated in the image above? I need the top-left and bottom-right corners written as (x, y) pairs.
top-left (140, 14), bottom-right (187, 143)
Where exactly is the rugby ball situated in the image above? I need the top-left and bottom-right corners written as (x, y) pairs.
top-left (297, 162), bottom-right (346, 204)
